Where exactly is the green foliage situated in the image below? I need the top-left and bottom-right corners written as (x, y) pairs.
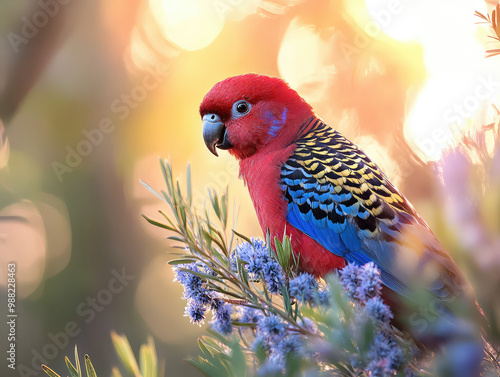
top-left (41, 346), bottom-right (97, 377)
top-left (41, 153), bottom-right (500, 376)
top-left (111, 332), bottom-right (162, 377)
top-left (142, 159), bottom-right (414, 376)
top-left (41, 334), bottom-right (164, 377)
top-left (186, 335), bottom-right (248, 377)
top-left (141, 159), bottom-right (305, 324)
top-left (268, 229), bottom-right (300, 278)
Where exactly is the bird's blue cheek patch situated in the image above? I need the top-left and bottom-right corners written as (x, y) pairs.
top-left (265, 108), bottom-right (288, 140)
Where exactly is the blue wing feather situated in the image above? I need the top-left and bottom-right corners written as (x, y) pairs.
top-left (281, 118), bottom-right (465, 299)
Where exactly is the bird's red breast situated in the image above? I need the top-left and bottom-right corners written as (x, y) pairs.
top-left (239, 141), bottom-right (346, 276)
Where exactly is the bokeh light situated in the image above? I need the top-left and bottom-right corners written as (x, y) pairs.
top-left (0, 201), bottom-right (46, 297)
top-left (2, 0), bottom-right (500, 376)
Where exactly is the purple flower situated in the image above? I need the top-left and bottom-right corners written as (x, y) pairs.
top-left (289, 273), bottom-right (318, 304)
top-left (276, 334), bottom-right (303, 355)
top-left (233, 238), bottom-right (285, 294)
top-left (340, 262), bottom-right (383, 303)
top-left (210, 296), bottom-right (225, 312)
top-left (356, 262), bottom-right (382, 301)
top-left (366, 331), bottom-right (405, 374)
top-left (184, 300), bottom-right (206, 325)
top-left (232, 238), bottom-right (269, 274)
top-left (240, 307), bottom-right (264, 325)
top-left (254, 314), bottom-right (287, 353)
top-left (259, 314), bottom-right (286, 339)
top-left (340, 263), bottom-right (361, 301)
top-left (174, 263), bottom-right (211, 303)
top-left (365, 297), bottom-right (393, 324)
top-left (263, 261), bottom-right (285, 294)
top-left (317, 288), bottom-right (330, 306)
top-left (212, 303), bottom-right (233, 335)
top-left (174, 263), bottom-right (217, 326)
top-left (253, 314), bottom-right (307, 371)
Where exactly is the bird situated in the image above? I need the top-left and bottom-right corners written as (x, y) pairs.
top-left (199, 74), bottom-right (483, 374)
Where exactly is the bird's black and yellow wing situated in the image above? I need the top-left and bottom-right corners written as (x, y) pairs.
top-left (281, 117), bottom-right (464, 298)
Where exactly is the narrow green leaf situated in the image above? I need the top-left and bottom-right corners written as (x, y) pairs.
top-left (75, 345), bottom-right (82, 377)
top-left (140, 180), bottom-right (165, 202)
top-left (274, 237), bottom-right (283, 257)
top-left (231, 321), bottom-right (257, 327)
top-left (160, 159), bottom-right (171, 193)
top-left (139, 344), bottom-right (152, 377)
top-left (202, 230), bottom-right (224, 252)
top-left (166, 236), bottom-right (187, 243)
top-left (111, 331), bottom-right (141, 377)
top-left (202, 337), bottom-right (229, 356)
top-left (198, 339), bottom-right (213, 358)
top-left (209, 248), bottom-right (229, 267)
top-left (142, 215), bottom-right (176, 231)
top-left (212, 229), bottom-right (228, 254)
top-left (177, 268), bottom-right (225, 282)
top-left (282, 285), bottom-right (292, 316)
top-left (65, 356), bottom-right (79, 377)
top-left (334, 361), bottom-right (353, 375)
top-left (41, 365), bottom-right (61, 377)
top-left (232, 230), bottom-right (252, 244)
top-left (208, 190), bottom-right (221, 220)
top-left (168, 258), bottom-right (198, 265)
top-left (261, 274), bottom-right (271, 301)
top-left (221, 187), bottom-right (228, 228)
top-left (147, 336), bottom-right (158, 377)
top-left (210, 286), bottom-right (247, 300)
top-left (238, 259), bottom-right (250, 287)
top-left (84, 355), bottom-right (97, 377)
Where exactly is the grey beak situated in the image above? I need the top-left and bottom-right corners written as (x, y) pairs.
top-left (202, 114), bottom-right (232, 156)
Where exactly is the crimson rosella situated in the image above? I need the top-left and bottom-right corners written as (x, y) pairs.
top-left (199, 74), bottom-right (483, 372)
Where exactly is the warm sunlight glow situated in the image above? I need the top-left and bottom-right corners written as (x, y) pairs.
top-left (278, 17), bottom-right (336, 104)
top-left (147, 0), bottom-right (302, 54)
top-left (148, 0), bottom-right (263, 51)
top-left (149, 0), bottom-right (224, 51)
top-left (364, 0), bottom-right (500, 161)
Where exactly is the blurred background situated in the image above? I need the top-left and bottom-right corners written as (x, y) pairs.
top-left (1, 0), bottom-right (499, 376)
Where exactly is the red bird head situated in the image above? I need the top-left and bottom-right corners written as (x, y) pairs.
top-left (200, 74), bottom-right (314, 159)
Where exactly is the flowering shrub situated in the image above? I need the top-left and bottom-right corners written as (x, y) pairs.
top-left (175, 251), bottom-right (407, 376)
top-left (142, 160), bottom-right (416, 377)
top-left (42, 151), bottom-right (500, 377)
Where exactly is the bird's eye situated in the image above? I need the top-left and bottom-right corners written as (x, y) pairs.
top-left (232, 100), bottom-right (251, 117)
top-left (236, 102), bottom-right (249, 113)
